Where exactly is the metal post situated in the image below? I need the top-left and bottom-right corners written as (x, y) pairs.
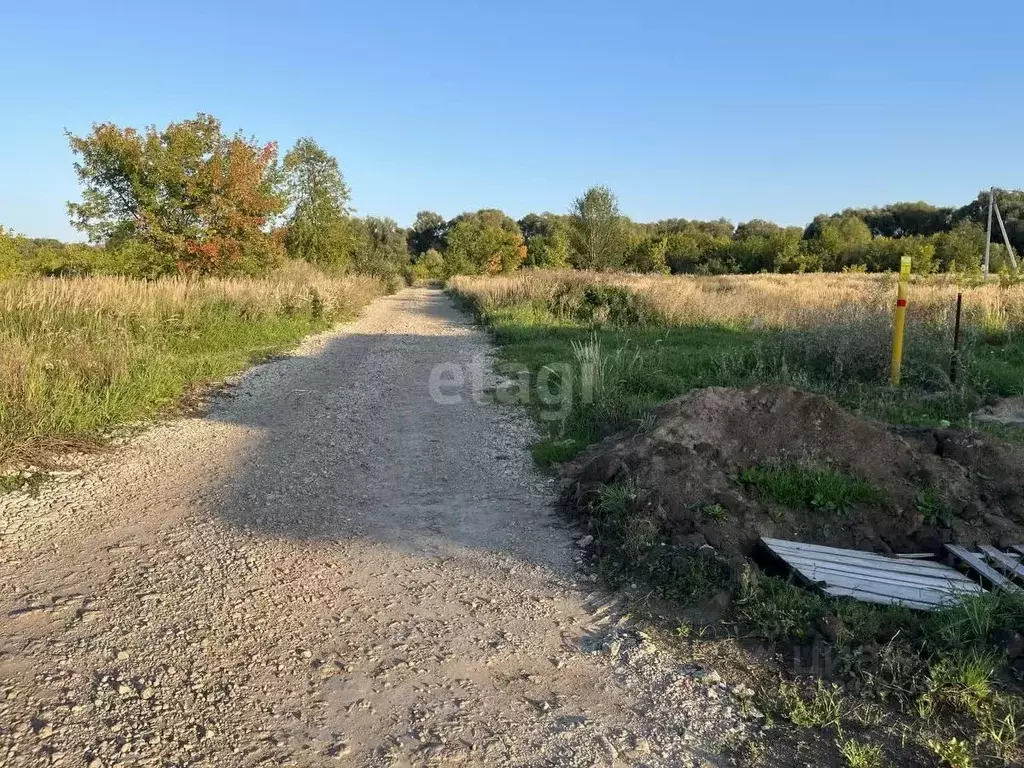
top-left (984, 187), bottom-right (994, 275)
top-left (890, 256), bottom-right (912, 386)
top-left (950, 292), bottom-right (963, 384)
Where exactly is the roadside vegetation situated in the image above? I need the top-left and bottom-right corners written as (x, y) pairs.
top-left (451, 270), bottom-right (1024, 463)
top-left (451, 270), bottom-right (1024, 766)
top-left (1, 113), bottom-right (400, 477)
top-left (0, 264), bottom-right (382, 473)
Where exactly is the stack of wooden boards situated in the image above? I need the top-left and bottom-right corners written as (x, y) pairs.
top-left (760, 537), bottom-right (1024, 611)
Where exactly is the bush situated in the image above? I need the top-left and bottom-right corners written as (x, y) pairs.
top-left (407, 248), bottom-right (446, 283)
top-left (551, 283), bottom-right (661, 326)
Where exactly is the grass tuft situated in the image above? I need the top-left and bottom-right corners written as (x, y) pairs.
top-left (778, 679), bottom-right (845, 728)
top-left (837, 738), bottom-right (886, 768)
top-left (927, 737), bottom-right (973, 768)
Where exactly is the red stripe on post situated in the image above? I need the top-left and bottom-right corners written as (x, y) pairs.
top-left (896, 299), bottom-right (908, 307)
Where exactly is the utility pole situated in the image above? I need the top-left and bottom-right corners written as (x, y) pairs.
top-left (994, 196), bottom-right (1019, 271)
top-left (984, 186), bottom-right (994, 275)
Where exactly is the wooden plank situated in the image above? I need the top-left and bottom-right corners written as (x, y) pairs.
top-left (815, 581), bottom-right (950, 606)
top-left (947, 545), bottom-right (1021, 593)
top-left (1012, 544), bottom-right (1024, 558)
top-left (761, 537), bottom-right (990, 611)
top-left (780, 554), bottom-right (984, 595)
top-left (762, 538), bottom-right (952, 572)
top-left (789, 564), bottom-right (972, 606)
top-left (979, 545), bottom-right (1024, 581)
top-left (780, 551), bottom-right (982, 589)
top-left (762, 542), bottom-right (953, 578)
top-left (761, 539), bottom-right (974, 580)
top-left (823, 585), bottom-right (945, 611)
top-left (763, 537), bottom-right (950, 567)
top-left (774, 549), bottom-right (981, 586)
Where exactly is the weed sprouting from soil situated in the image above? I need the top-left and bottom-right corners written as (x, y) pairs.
top-left (778, 679), bottom-right (845, 728)
top-left (837, 738), bottom-right (886, 768)
top-left (928, 737), bottom-right (974, 768)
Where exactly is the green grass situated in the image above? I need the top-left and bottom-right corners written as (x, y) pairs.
top-left (837, 738), bottom-right (886, 768)
top-left (739, 458), bottom-right (883, 512)
top-left (916, 487), bottom-right (951, 525)
top-left (778, 680), bottom-right (845, 728)
top-left (928, 737), bottom-right (974, 768)
top-left (487, 314), bottom-right (763, 466)
top-left (589, 480), bottom-right (732, 601)
top-left (461, 294), bottom-right (1024, 473)
top-left (0, 472), bottom-right (45, 495)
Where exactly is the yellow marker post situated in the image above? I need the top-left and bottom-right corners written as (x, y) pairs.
top-left (890, 256), bottom-right (911, 385)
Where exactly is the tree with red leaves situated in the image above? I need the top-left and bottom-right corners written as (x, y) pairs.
top-left (67, 113), bottom-right (287, 275)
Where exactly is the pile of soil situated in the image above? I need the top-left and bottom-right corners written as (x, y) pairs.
top-left (562, 386), bottom-right (1024, 563)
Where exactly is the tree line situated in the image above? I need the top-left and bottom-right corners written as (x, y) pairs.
top-left (409, 188), bottom-right (1019, 278)
top-left (0, 113), bottom-right (1020, 281)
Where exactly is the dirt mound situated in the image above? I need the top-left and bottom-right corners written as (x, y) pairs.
top-left (562, 387), bottom-right (1024, 563)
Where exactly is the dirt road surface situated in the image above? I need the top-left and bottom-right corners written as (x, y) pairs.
top-left (0, 289), bottom-right (754, 767)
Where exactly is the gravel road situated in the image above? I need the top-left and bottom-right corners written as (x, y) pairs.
top-left (0, 289), bottom-right (755, 767)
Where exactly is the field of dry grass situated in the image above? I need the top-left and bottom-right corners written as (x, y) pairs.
top-left (452, 268), bottom-right (1024, 332)
top-left (0, 261), bottom-right (383, 468)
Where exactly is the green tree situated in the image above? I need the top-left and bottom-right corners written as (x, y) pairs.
top-left (568, 186), bottom-right (627, 270)
top-left (282, 137), bottom-right (351, 266)
top-left (838, 203), bottom-right (951, 238)
top-left (727, 227), bottom-right (804, 273)
top-left (772, 228), bottom-right (811, 272)
top-left (934, 221), bottom-right (987, 274)
top-left (862, 236), bottom-right (937, 273)
top-left (351, 216), bottom-right (410, 278)
top-left (519, 213), bottom-right (570, 268)
top-left (954, 188), bottom-right (1024, 257)
top-left (663, 230), bottom-right (719, 274)
top-left (0, 226), bottom-right (22, 280)
top-left (805, 214), bottom-right (872, 270)
top-left (407, 211), bottom-right (448, 257)
top-left (694, 218), bottom-right (736, 239)
top-left (623, 236), bottom-right (669, 273)
top-left (66, 113), bottom-right (286, 275)
top-left (443, 209), bottom-right (526, 276)
top-left (734, 219), bottom-right (783, 241)
top-left (408, 248), bottom-right (446, 281)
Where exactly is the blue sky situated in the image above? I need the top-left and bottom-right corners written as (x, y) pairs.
top-left (2, 0), bottom-right (1022, 240)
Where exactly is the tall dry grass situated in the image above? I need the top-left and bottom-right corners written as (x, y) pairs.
top-left (451, 269), bottom-right (1024, 332)
top-left (0, 261), bottom-right (383, 466)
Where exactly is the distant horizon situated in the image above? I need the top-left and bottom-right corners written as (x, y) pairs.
top-left (3, 0), bottom-right (1022, 242)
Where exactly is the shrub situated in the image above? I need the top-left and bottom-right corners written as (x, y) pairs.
top-left (551, 283), bottom-right (660, 326)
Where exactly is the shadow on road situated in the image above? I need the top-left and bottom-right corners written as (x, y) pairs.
top-left (202, 289), bottom-right (570, 571)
